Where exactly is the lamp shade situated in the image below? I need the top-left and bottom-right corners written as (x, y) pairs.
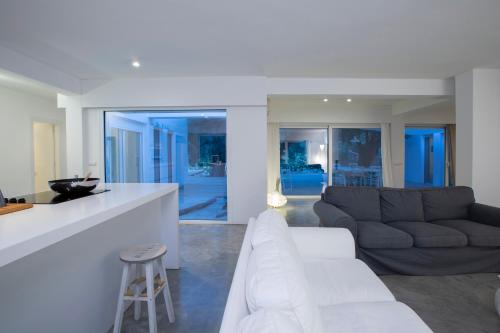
top-left (267, 191), bottom-right (287, 208)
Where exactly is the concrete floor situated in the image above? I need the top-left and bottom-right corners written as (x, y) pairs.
top-left (115, 224), bottom-right (245, 333)
top-left (115, 200), bottom-right (500, 333)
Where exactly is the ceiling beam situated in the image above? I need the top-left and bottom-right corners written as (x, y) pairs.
top-left (266, 78), bottom-right (455, 97)
top-left (391, 98), bottom-right (450, 115)
top-left (0, 45), bottom-right (81, 95)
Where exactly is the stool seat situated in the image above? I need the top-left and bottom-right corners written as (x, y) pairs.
top-left (120, 243), bottom-right (167, 263)
top-left (114, 243), bottom-right (175, 333)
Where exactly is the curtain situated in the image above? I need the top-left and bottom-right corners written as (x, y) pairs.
top-left (381, 123), bottom-right (394, 187)
top-left (446, 124), bottom-right (456, 186)
top-left (267, 122), bottom-right (281, 193)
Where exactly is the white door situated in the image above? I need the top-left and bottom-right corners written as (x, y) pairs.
top-left (33, 122), bottom-right (57, 192)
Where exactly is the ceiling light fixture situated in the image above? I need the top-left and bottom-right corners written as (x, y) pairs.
top-left (323, 98), bottom-right (329, 102)
top-left (132, 60), bottom-right (141, 68)
top-left (346, 98), bottom-right (352, 102)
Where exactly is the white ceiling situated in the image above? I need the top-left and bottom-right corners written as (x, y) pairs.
top-left (0, 0), bottom-right (500, 80)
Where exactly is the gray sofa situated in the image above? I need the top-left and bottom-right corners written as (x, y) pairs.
top-left (314, 186), bottom-right (500, 275)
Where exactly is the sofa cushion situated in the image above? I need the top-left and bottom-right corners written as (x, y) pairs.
top-left (237, 309), bottom-right (304, 333)
top-left (387, 221), bottom-right (468, 248)
top-left (380, 189), bottom-right (425, 222)
top-left (432, 219), bottom-right (500, 247)
top-left (303, 258), bottom-right (395, 306)
top-left (421, 187), bottom-right (475, 221)
top-left (323, 187), bottom-right (381, 221)
top-left (320, 301), bottom-right (432, 333)
top-left (246, 241), bottom-right (323, 333)
top-left (357, 221), bottom-right (413, 249)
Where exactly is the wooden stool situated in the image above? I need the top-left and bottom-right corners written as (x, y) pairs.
top-left (113, 243), bottom-right (175, 333)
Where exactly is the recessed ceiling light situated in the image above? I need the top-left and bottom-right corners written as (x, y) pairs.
top-left (346, 98), bottom-right (352, 102)
top-left (132, 60), bottom-right (141, 68)
top-left (323, 98), bottom-right (329, 102)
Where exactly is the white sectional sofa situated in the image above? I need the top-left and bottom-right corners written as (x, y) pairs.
top-left (220, 210), bottom-right (432, 333)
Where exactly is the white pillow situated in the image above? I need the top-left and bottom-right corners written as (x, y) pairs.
top-left (252, 209), bottom-right (291, 247)
top-left (246, 240), bottom-right (324, 333)
top-left (237, 309), bottom-right (304, 333)
top-left (252, 209), bottom-right (304, 270)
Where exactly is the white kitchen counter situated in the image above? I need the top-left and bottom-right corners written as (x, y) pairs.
top-left (0, 183), bottom-right (178, 268)
top-left (0, 183), bottom-right (179, 333)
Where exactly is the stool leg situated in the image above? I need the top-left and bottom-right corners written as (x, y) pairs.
top-left (113, 263), bottom-right (130, 333)
top-left (133, 263), bottom-right (142, 321)
top-left (158, 258), bottom-right (175, 323)
top-left (145, 262), bottom-right (157, 333)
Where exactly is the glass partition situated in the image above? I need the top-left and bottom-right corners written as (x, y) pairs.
top-left (104, 111), bottom-right (227, 220)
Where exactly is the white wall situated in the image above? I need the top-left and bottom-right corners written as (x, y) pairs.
top-left (268, 98), bottom-right (455, 188)
top-left (456, 69), bottom-right (500, 206)
top-left (0, 85), bottom-right (65, 197)
top-left (59, 77), bottom-right (268, 224)
top-left (227, 107), bottom-right (267, 224)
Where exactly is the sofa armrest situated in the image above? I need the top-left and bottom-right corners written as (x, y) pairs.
top-left (289, 227), bottom-right (355, 260)
top-left (313, 200), bottom-right (357, 238)
top-left (469, 203), bottom-right (500, 227)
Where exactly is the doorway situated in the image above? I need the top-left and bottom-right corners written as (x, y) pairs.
top-left (405, 127), bottom-right (446, 188)
top-left (33, 122), bottom-right (60, 192)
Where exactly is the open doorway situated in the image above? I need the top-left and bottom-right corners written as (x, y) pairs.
top-left (405, 127), bottom-right (446, 188)
top-left (33, 122), bottom-right (61, 192)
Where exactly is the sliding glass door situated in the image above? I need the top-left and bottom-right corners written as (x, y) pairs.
top-left (280, 128), bottom-right (328, 195)
top-left (278, 125), bottom-right (383, 196)
top-left (331, 128), bottom-right (382, 187)
top-left (104, 110), bottom-right (227, 220)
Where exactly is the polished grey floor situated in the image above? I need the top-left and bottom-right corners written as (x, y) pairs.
top-left (382, 274), bottom-right (500, 333)
top-left (115, 224), bottom-right (246, 333)
top-left (116, 202), bottom-right (500, 333)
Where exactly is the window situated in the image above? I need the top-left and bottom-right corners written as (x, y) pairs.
top-left (280, 128), bottom-right (328, 195)
top-left (331, 128), bottom-right (382, 187)
top-left (104, 111), bottom-right (227, 220)
top-left (405, 127), bottom-right (446, 188)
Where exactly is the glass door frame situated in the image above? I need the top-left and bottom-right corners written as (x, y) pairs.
top-left (279, 123), bottom-right (382, 198)
top-left (404, 124), bottom-right (449, 188)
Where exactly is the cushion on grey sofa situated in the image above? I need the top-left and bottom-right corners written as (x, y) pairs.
top-left (323, 187), bottom-right (381, 221)
top-left (357, 221), bottom-right (414, 249)
top-left (421, 187), bottom-right (475, 221)
top-left (432, 219), bottom-right (500, 247)
top-left (380, 189), bottom-right (425, 223)
top-left (387, 221), bottom-right (468, 248)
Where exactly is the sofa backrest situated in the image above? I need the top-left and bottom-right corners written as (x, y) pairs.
top-left (421, 186), bottom-right (475, 221)
top-left (323, 186), bottom-right (381, 221)
top-left (220, 218), bottom-right (255, 333)
top-left (380, 188), bottom-right (425, 223)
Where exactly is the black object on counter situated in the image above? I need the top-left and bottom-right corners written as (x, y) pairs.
top-left (0, 189), bottom-right (5, 208)
top-left (48, 178), bottom-right (100, 195)
top-left (15, 188), bottom-right (109, 204)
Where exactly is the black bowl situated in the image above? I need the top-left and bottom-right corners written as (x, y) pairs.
top-left (48, 178), bottom-right (100, 196)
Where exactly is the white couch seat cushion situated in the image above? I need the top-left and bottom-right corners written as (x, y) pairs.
top-left (237, 309), bottom-right (304, 333)
top-left (320, 301), bottom-right (432, 333)
top-left (304, 258), bottom-right (395, 306)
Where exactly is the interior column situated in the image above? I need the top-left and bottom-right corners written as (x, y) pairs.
top-left (455, 69), bottom-right (500, 206)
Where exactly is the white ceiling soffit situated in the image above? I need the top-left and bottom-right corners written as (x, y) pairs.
top-left (0, 0), bottom-right (500, 81)
top-left (0, 68), bottom-right (59, 100)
